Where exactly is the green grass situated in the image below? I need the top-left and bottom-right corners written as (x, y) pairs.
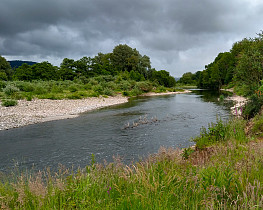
top-left (0, 118), bottom-right (263, 209)
top-left (0, 78), bottom-right (174, 106)
top-left (1, 99), bottom-right (18, 107)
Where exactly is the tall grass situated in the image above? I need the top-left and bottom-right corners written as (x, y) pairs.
top-left (0, 118), bottom-right (263, 209)
top-left (0, 78), bottom-right (174, 105)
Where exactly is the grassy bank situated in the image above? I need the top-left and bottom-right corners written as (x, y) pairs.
top-left (1, 116), bottom-right (263, 209)
top-left (0, 76), bottom-right (183, 107)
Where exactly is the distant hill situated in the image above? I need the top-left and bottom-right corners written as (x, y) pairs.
top-left (8, 60), bottom-right (37, 69)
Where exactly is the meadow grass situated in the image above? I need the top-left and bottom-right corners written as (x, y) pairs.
top-left (0, 78), bottom-right (177, 105)
top-left (0, 118), bottom-right (263, 209)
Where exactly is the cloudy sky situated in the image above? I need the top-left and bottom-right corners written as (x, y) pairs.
top-left (1, 0), bottom-right (262, 77)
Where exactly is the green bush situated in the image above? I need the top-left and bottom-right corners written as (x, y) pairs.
top-left (0, 81), bottom-right (7, 90)
top-left (135, 81), bottom-right (153, 92)
top-left (92, 84), bottom-right (103, 95)
top-left (250, 114), bottom-right (263, 136)
top-left (68, 85), bottom-right (78, 92)
top-left (66, 92), bottom-right (85, 99)
top-left (102, 88), bottom-right (114, 96)
top-left (193, 118), bottom-right (228, 149)
top-left (33, 85), bottom-right (48, 95)
top-left (88, 78), bottom-right (99, 86)
top-left (51, 85), bottom-right (64, 93)
top-left (118, 80), bottom-right (131, 91)
top-left (24, 93), bottom-right (33, 101)
top-left (1, 99), bottom-right (18, 107)
top-left (14, 81), bottom-right (35, 92)
top-left (243, 94), bottom-right (263, 119)
top-left (84, 83), bottom-right (92, 90)
top-left (130, 87), bottom-right (142, 96)
top-left (3, 84), bottom-right (20, 96)
top-left (155, 86), bottom-right (167, 93)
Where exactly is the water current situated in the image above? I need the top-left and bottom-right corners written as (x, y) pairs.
top-left (0, 90), bottom-right (233, 172)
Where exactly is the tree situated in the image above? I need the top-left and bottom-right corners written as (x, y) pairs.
top-left (92, 53), bottom-right (116, 76)
top-left (234, 47), bottom-right (263, 95)
top-left (59, 58), bottom-right (77, 80)
top-left (13, 63), bottom-right (33, 81)
top-left (179, 72), bottom-right (195, 85)
top-left (31, 62), bottom-right (58, 80)
top-left (111, 44), bottom-right (136, 72)
top-left (0, 55), bottom-right (12, 80)
top-left (150, 70), bottom-right (176, 87)
top-left (110, 44), bottom-right (151, 79)
top-left (74, 56), bottom-right (93, 77)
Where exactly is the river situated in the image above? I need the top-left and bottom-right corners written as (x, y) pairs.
top-left (0, 90), bottom-right (232, 172)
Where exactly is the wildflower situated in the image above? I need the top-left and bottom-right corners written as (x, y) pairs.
top-left (235, 107), bottom-right (238, 115)
top-left (107, 186), bottom-right (112, 195)
top-left (234, 128), bottom-right (236, 134)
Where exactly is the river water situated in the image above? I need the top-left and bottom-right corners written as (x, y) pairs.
top-left (0, 90), bottom-right (232, 172)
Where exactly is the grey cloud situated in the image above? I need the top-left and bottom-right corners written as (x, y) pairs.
top-left (1, 0), bottom-right (263, 76)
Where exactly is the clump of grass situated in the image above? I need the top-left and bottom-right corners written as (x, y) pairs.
top-left (1, 99), bottom-right (18, 107)
top-left (3, 84), bottom-right (20, 96)
top-left (193, 118), bottom-right (247, 149)
top-left (250, 114), bottom-right (263, 137)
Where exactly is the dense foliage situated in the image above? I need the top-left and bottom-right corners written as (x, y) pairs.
top-left (0, 44), bottom-right (176, 88)
top-left (179, 32), bottom-right (263, 118)
top-left (179, 32), bottom-right (263, 94)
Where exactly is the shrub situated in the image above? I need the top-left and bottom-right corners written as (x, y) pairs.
top-left (193, 118), bottom-right (228, 149)
top-left (250, 114), bottom-right (263, 136)
top-left (3, 84), bottom-right (20, 96)
top-left (182, 147), bottom-right (195, 159)
top-left (118, 80), bottom-right (132, 91)
top-left (1, 99), bottom-right (18, 107)
top-left (84, 83), bottom-right (92, 90)
top-left (155, 86), bottom-right (167, 93)
top-left (102, 88), bottom-right (114, 96)
top-left (130, 87), bottom-right (142, 96)
top-left (92, 84), bottom-right (103, 95)
top-left (50, 85), bottom-right (64, 93)
top-left (243, 94), bottom-right (263, 119)
top-left (24, 93), bottom-right (33, 101)
top-left (68, 85), bottom-right (78, 92)
top-left (66, 92), bottom-right (85, 99)
top-left (122, 91), bottom-right (130, 96)
top-left (0, 81), bottom-right (7, 90)
top-left (88, 78), bottom-right (99, 86)
top-left (33, 85), bottom-right (48, 95)
top-left (14, 81), bottom-right (35, 92)
top-left (135, 81), bottom-right (153, 92)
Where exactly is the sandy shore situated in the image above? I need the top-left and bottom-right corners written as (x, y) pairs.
top-left (0, 90), bottom-right (191, 131)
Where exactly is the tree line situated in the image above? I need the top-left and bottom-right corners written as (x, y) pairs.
top-left (179, 32), bottom-right (263, 96)
top-left (0, 44), bottom-right (176, 88)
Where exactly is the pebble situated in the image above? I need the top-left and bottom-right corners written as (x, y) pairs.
top-left (0, 96), bottom-right (128, 130)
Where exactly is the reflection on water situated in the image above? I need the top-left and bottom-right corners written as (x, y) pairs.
top-left (0, 90), bottom-right (233, 172)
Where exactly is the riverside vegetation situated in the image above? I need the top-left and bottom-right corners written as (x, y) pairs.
top-left (1, 35), bottom-right (263, 209)
top-left (1, 116), bottom-right (263, 209)
top-left (0, 44), bottom-right (178, 107)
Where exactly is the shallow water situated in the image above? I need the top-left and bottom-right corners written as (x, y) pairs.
top-left (0, 90), bottom-right (232, 172)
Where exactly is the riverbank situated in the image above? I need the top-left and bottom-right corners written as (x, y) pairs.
top-left (0, 90), bottom-right (191, 131)
top-left (141, 89), bottom-right (191, 96)
top-left (0, 95), bottom-right (128, 131)
top-left (1, 116), bottom-right (262, 209)
top-left (226, 95), bottom-right (247, 116)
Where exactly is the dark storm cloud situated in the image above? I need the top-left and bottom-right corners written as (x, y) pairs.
top-left (1, 0), bottom-right (263, 76)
